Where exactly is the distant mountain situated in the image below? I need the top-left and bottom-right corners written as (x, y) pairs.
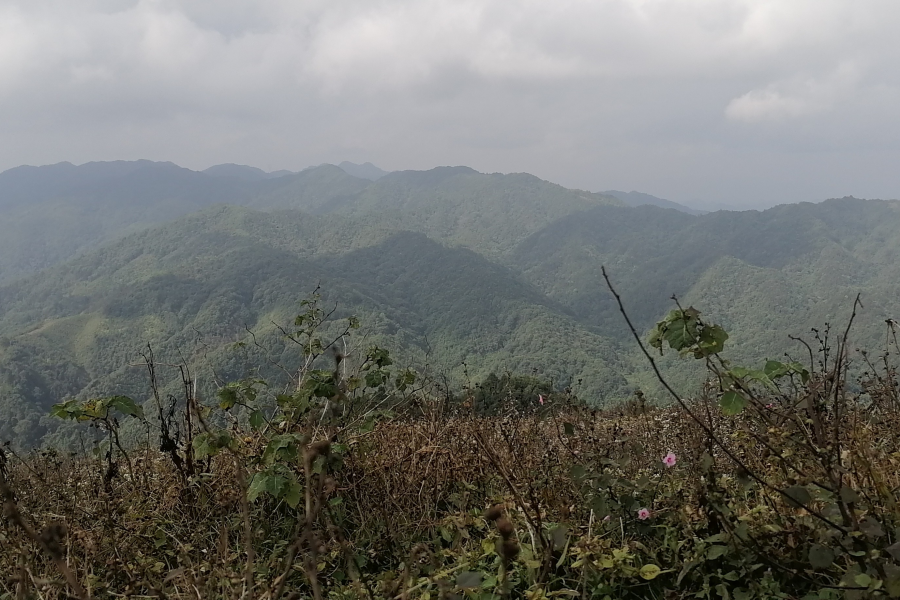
top-left (0, 161), bottom-right (624, 281)
top-left (203, 163), bottom-right (294, 181)
top-left (0, 160), bottom-right (255, 281)
top-left (0, 207), bottom-right (630, 447)
top-left (603, 190), bottom-right (705, 215)
top-left (512, 198), bottom-right (900, 356)
top-left (3, 159), bottom-right (900, 449)
top-left (338, 161), bottom-right (389, 181)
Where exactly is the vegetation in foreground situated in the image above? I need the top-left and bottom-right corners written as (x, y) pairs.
top-left (3, 288), bottom-right (900, 599)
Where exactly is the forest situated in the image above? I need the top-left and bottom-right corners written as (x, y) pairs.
top-left (1, 161), bottom-right (900, 598)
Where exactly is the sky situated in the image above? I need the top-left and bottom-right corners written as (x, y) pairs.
top-left (1, 1), bottom-right (899, 209)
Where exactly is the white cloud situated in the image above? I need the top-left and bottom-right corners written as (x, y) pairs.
top-left (725, 90), bottom-right (813, 121)
top-left (0, 0), bottom-right (899, 205)
top-left (725, 62), bottom-right (862, 122)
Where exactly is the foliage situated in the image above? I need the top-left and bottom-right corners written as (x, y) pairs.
top-left (2, 295), bottom-right (900, 599)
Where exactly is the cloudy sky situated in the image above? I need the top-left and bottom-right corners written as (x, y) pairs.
top-left (1, 0), bottom-right (898, 208)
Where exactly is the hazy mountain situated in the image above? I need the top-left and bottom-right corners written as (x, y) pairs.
top-left (0, 161), bottom-right (255, 281)
top-left (338, 161), bottom-right (389, 181)
top-left (0, 206), bottom-right (630, 446)
top-left (603, 190), bottom-right (705, 215)
top-left (3, 159), bottom-right (899, 449)
top-left (203, 163), bottom-right (294, 181)
top-left (0, 161), bottom-right (624, 281)
top-left (512, 198), bottom-right (900, 361)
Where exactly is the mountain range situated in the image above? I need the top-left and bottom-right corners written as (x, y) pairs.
top-left (0, 160), bottom-right (896, 447)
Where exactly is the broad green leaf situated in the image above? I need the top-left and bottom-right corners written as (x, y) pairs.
top-left (695, 324), bottom-right (728, 357)
top-left (282, 476), bottom-right (302, 509)
top-left (261, 434), bottom-right (301, 466)
top-left (860, 516), bottom-right (885, 539)
top-left (364, 370), bottom-right (388, 388)
top-left (570, 464), bottom-right (586, 480)
top-left (784, 485), bottom-right (812, 507)
top-left (640, 564), bottom-right (662, 580)
top-left (107, 396), bottom-right (144, 419)
top-left (192, 430), bottom-right (233, 460)
top-left (550, 526), bottom-right (568, 550)
top-left (218, 387), bottom-right (238, 410)
top-left (808, 544), bottom-right (834, 569)
top-left (839, 486), bottom-right (859, 504)
top-left (247, 472), bottom-right (272, 502)
top-left (764, 360), bottom-right (790, 379)
top-left (706, 545), bottom-right (727, 560)
top-left (50, 400), bottom-right (84, 421)
top-left (719, 391), bottom-right (747, 416)
top-left (249, 410), bottom-right (265, 430)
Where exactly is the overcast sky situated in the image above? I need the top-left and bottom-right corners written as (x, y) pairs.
top-left (1, 1), bottom-right (898, 208)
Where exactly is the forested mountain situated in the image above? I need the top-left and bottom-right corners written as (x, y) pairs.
top-left (602, 190), bottom-right (705, 215)
top-left (0, 160), bottom-right (622, 281)
top-left (0, 207), bottom-right (630, 446)
top-left (338, 161), bottom-right (389, 181)
top-left (0, 159), bottom-right (897, 448)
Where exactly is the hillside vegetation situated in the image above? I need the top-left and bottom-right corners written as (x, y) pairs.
top-left (2, 293), bottom-right (900, 599)
top-left (0, 161), bottom-right (898, 451)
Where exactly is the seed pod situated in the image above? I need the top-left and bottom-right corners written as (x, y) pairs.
top-left (500, 539), bottom-right (520, 561)
top-left (496, 517), bottom-right (514, 538)
top-left (484, 505), bottom-right (503, 522)
top-left (308, 440), bottom-right (331, 458)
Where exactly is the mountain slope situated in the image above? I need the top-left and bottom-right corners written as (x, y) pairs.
top-left (338, 161), bottom-right (389, 181)
top-left (0, 206), bottom-right (631, 447)
top-left (512, 198), bottom-right (900, 362)
top-left (0, 161), bottom-right (624, 282)
top-left (602, 190), bottom-right (705, 215)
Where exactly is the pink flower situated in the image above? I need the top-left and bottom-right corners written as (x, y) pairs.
top-left (637, 508), bottom-right (651, 520)
top-left (602, 515), bottom-right (611, 522)
top-left (765, 403), bottom-right (774, 409)
top-left (662, 452), bottom-right (677, 467)
top-left (538, 394), bottom-right (545, 406)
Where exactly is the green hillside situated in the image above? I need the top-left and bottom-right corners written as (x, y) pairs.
top-left (2, 159), bottom-right (899, 450)
top-left (0, 161), bottom-right (623, 282)
top-left (0, 206), bottom-right (631, 447)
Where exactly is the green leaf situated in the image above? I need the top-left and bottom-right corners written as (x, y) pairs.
top-left (695, 324), bottom-right (728, 357)
top-left (247, 472), bottom-right (272, 502)
top-left (247, 467), bottom-right (302, 508)
top-left (282, 476), bottom-right (302, 509)
top-left (886, 542), bottom-right (900, 562)
top-left (706, 545), bottom-right (728, 560)
top-left (860, 516), bottom-right (885, 539)
top-left (640, 564), bottom-right (662, 580)
top-left (261, 434), bottom-right (302, 466)
top-left (50, 400), bottom-right (85, 421)
top-left (719, 391), bottom-right (747, 416)
top-left (764, 360), bottom-right (789, 379)
top-left (550, 526), bottom-right (568, 550)
top-left (249, 410), bottom-right (265, 430)
top-left (192, 430), bottom-right (233, 460)
top-left (218, 387), bottom-right (238, 410)
top-left (808, 544), bottom-right (834, 569)
top-left (364, 370), bottom-right (388, 388)
top-left (456, 571), bottom-right (482, 589)
top-left (784, 485), bottom-right (812, 507)
top-left (839, 486), bottom-right (859, 504)
top-left (563, 422), bottom-right (575, 436)
top-left (106, 396), bottom-right (144, 419)
top-left (855, 573), bottom-right (873, 588)
top-left (570, 464), bottom-right (586, 480)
